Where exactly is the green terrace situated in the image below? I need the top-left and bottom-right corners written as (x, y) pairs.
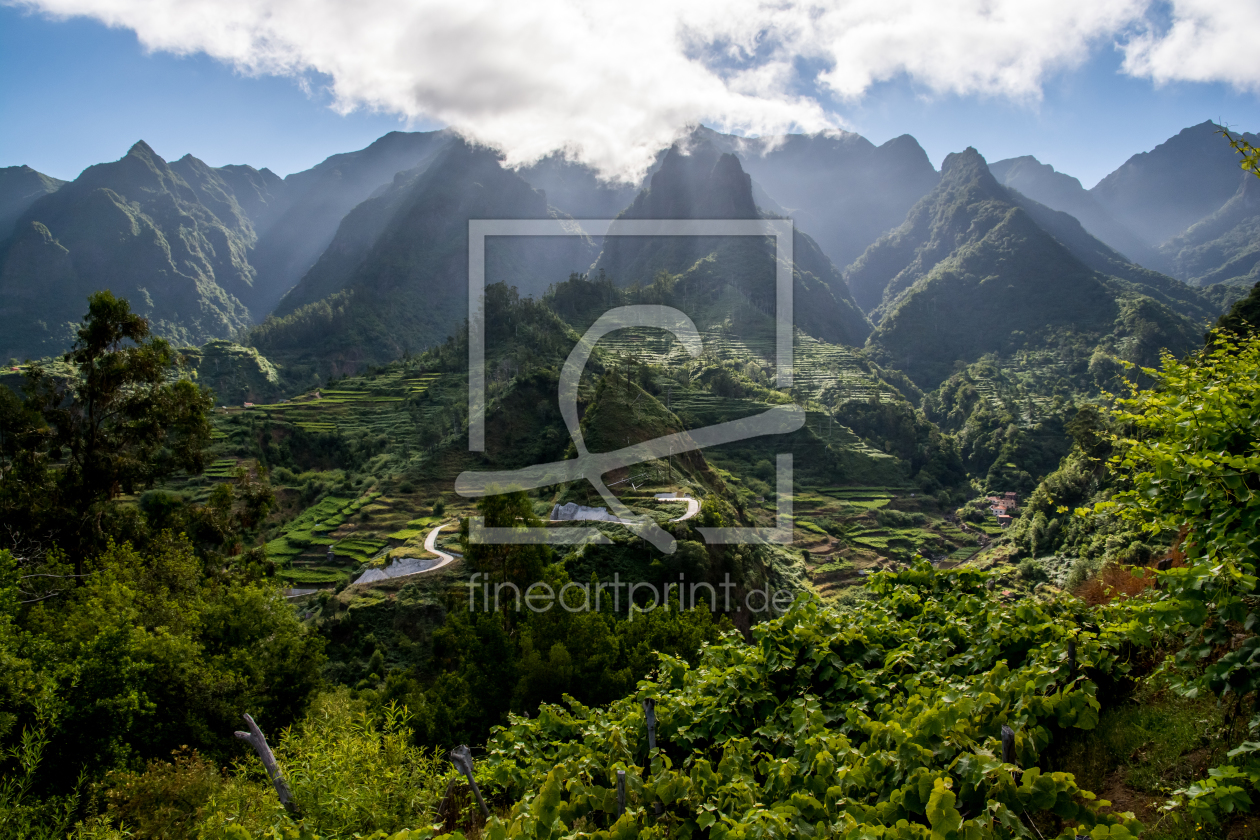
top-left (265, 491), bottom-right (408, 585)
top-left (778, 484), bottom-right (987, 599)
top-left (235, 371), bottom-right (443, 434)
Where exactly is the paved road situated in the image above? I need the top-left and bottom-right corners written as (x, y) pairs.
top-left (352, 523), bottom-right (457, 586)
top-left (654, 493), bottom-right (700, 522)
top-left (423, 523), bottom-right (457, 569)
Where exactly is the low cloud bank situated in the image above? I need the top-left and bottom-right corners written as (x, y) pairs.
top-left (13, 0), bottom-right (1255, 181)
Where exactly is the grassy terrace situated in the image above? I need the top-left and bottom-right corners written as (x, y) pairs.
top-left (784, 485), bottom-right (986, 600)
top-left (238, 371), bottom-right (442, 434)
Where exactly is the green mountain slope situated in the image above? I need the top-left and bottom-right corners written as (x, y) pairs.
top-left (0, 141), bottom-right (260, 361)
top-left (1090, 121), bottom-right (1260, 246)
top-left (1005, 188), bottom-right (1221, 322)
top-left (249, 141), bottom-right (598, 373)
top-left (858, 149), bottom-right (1203, 389)
top-left (846, 147), bottom-right (1025, 318)
top-left (248, 130), bottom-right (453, 314)
top-left (1159, 172), bottom-right (1260, 288)
top-left (592, 142), bottom-right (872, 347)
top-left (989, 155), bottom-right (1165, 270)
top-left (0, 164), bottom-right (66, 241)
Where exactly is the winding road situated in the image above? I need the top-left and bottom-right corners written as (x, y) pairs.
top-left (350, 522), bottom-right (457, 586)
top-left (654, 493), bottom-right (700, 522)
top-left (422, 523), bottom-right (457, 570)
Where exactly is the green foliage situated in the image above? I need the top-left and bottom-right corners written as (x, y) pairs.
top-left (1018, 558), bottom-right (1049, 585)
top-left (1214, 281), bottom-right (1260, 340)
top-left (0, 291), bottom-right (214, 566)
top-left (832, 395), bottom-right (966, 491)
top-left (1222, 127), bottom-right (1260, 179)
top-left (358, 575), bottom-right (731, 749)
top-left (105, 747), bottom-right (224, 839)
top-left (183, 340), bottom-right (285, 406)
top-left (477, 564), bottom-right (1136, 839)
top-left (198, 691), bottom-right (450, 838)
top-left (923, 360), bottom-right (1075, 495)
top-left (0, 535), bottom-right (324, 800)
top-left (461, 491), bottom-right (551, 594)
top-left (1097, 330), bottom-right (1260, 821)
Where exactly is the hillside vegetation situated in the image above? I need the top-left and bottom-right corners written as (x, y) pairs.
top-left (2, 127), bottom-right (1260, 840)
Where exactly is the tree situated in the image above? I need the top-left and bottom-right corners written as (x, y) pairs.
top-left (0, 291), bottom-right (213, 572)
top-left (461, 490), bottom-right (551, 600)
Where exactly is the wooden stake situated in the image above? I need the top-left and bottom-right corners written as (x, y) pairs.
top-left (1001, 725), bottom-right (1016, 766)
top-left (617, 769), bottom-right (626, 818)
top-left (234, 713), bottom-right (297, 814)
top-left (450, 744), bottom-right (490, 820)
top-left (642, 699), bottom-right (662, 816)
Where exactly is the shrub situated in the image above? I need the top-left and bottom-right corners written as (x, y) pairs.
top-left (197, 690), bottom-right (448, 837)
top-left (1018, 558), bottom-right (1049, 584)
top-left (106, 748), bottom-right (222, 839)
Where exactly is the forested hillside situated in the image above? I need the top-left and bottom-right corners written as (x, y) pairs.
top-left (1, 125), bottom-right (1259, 840)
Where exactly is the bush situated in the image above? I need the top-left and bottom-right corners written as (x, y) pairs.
top-left (197, 690), bottom-right (448, 837)
top-left (1018, 558), bottom-right (1049, 584)
top-left (106, 748), bottom-right (222, 839)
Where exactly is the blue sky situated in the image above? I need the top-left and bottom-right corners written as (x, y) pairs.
top-left (2, 3), bottom-right (1257, 187)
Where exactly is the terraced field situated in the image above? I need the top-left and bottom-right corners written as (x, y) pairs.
top-left (265, 490), bottom-right (450, 586)
top-left (590, 323), bottom-right (899, 410)
top-left (782, 485), bottom-right (983, 600)
top-left (240, 371), bottom-right (443, 435)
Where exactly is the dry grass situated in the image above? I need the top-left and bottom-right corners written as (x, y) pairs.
top-left (1073, 563), bottom-right (1158, 605)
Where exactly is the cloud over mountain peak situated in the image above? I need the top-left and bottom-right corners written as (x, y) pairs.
top-left (13, 0), bottom-right (1255, 182)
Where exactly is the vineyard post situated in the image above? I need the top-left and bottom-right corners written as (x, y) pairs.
top-left (1001, 725), bottom-right (1016, 766)
top-left (233, 713), bottom-right (297, 815)
top-left (450, 744), bottom-right (490, 820)
top-left (642, 699), bottom-right (663, 816)
top-left (617, 769), bottom-right (626, 817)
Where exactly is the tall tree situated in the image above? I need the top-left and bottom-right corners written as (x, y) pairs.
top-left (0, 291), bottom-right (213, 572)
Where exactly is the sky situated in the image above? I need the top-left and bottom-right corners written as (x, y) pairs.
top-left (2, 0), bottom-right (1258, 188)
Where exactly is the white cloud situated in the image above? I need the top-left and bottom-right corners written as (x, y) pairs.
top-left (1121, 0), bottom-right (1260, 92)
top-left (8, 0), bottom-right (1253, 180)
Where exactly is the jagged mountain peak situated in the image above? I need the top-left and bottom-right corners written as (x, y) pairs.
top-left (990, 155), bottom-right (1086, 191)
top-left (126, 139), bottom-right (159, 159)
top-left (939, 146), bottom-right (999, 186)
top-left (626, 141), bottom-right (757, 220)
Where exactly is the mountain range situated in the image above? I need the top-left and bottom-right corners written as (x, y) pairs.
top-left (0, 120), bottom-right (1254, 381)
